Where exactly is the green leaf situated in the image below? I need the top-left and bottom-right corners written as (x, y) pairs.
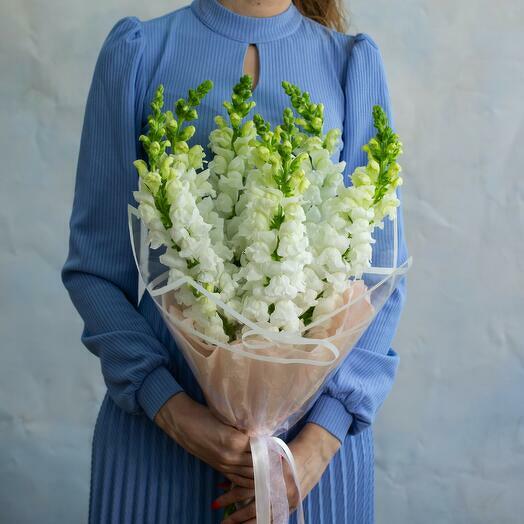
top-left (217, 312), bottom-right (237, 342)
top-left (299, 306), bottom-right (315, 326)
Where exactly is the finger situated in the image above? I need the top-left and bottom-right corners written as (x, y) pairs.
top-left (222, 432), bottom-right (251, 455)
top-left (221, 465), bottom-right (254, 478)
top-left (213, 486), bottom-right (255, 508)
top-left (221, 500), bottom-right (256, 523)
top-left (223, 451), bottom-right (253, 467)
top-left (224, 473), bottom-right (255, 489)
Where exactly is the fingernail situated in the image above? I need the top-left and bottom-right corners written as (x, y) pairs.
top-left (217, 481), bottom-right (230, 489)
top-left (211, 499), bottom-right (221, 510)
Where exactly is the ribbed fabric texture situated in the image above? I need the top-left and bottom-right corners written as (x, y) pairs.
top-left (61, 0), bottom-right (408, 521)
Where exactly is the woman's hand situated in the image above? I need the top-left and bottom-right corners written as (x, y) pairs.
top-left (154, 393), bottom-right (254, 488)
top-left (282, 423), bottom-right (341, 512)
top-left (215, 423), bottom-right (341, 523)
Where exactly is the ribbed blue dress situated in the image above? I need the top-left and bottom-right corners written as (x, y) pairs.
top-left (61, 0), bottom-right (408, 522)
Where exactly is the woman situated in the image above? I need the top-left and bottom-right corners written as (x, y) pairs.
top-left (62, 0), bottom-right (408, 522)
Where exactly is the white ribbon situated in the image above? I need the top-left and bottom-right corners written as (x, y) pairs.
top-left (251, 435), bottom-right (304, 524)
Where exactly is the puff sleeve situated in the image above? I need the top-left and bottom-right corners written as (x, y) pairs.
top-left (61, 17), bottom-right (184, 419)
top-left (305, 33), bottom-right (409, 443)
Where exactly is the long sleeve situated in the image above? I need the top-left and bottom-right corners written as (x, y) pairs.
top-left (61, 17), bottom-right (184, 420)
top-left (306, 33), bottom-right (409, 443)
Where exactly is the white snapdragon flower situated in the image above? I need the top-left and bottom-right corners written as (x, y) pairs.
top-left (208, 121), bottom-right (256, 226)
top-left (166, 175), bottom-right (223, 282)
top-left (345, 219), bottom-right (375, 277)
top-left (375, 191), bottom-right (401, 223)
top-left (264, 275), bottom-right (300, 301)
top-left (133, 184), bottom-right (170, 249)
top-left (243, 236), bottom-right (277, 265)
top-left (270, 299), bottom-right (302, 332)
top-left (160, 247), bottom-right (188, 274)
top-left (312, 291), bottom-right (345, 324)
top-left (232, 185), bottom-right (280, 257)
top-left (197, 197), bottom-right (234, 262)
top-left (241, 296), bottom-right (270, 323)
top-left (183, 300), bottom-right (229, 344)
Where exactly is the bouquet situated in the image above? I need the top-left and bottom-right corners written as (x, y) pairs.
top-left (128, 75), bottom-right (409, 524)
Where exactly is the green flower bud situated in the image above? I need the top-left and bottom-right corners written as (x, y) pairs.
top-left (367, 158), bottom-right (380, 177)
top-left (324, 128), bottom-right (342, 153)
top-left (165, 111), bottom-right (177, 128)
top-left (257, 146), bottom-right (270, 161)
top-left (268, 151), bottom-right (282, 166)
top-left (199, 79), bottom-right (214, 94)
top-left (133, 159), bottom-right (149, 178)
top-left (187, 109), bottom-right (198, 121)
top-left (150, 141), bottom-right (161, 157)
top-left (311, 117), bottom-right (322, 130)
top-left (241, 119), bottom-right (255, 136)
top-left (230, 112), bottom-right (242, 128)
top-left (174, 141), bottom-right (189, 154)
top-left (188, 144), bottom-right (205, 169)
top-left (291, 168), bottom-right (310, 194)
top-left (214, 115), bottom-right (228, 128)
top-left (179, 125), bottom-right (196, 141)
top-left (387, 161), bottom-right (401, 179)
top-left (294, 134), bottom-right (305, 147)
top-left (281, 140), bottom-right (292, 156)
top-left (295, 118), bottom-right (306, 128)
top-left (143, 170), bottom-right (162, 195)
top-left (159, 155), bottom-right (174, 178)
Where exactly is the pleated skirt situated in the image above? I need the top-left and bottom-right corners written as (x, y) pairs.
top-left (88, 391), bottom-right (375, 524)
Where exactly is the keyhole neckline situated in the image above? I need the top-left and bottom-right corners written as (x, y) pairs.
top-left (243, 43), bottom-right (260, 93)
top-left (191, 0), bottom-right (304, 44)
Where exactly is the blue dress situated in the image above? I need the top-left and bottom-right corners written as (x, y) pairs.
top-left (61, 0), bottom-right (408, 521)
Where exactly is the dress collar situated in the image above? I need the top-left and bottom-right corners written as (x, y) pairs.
top-left (190, 0), bottom-right (303, 43)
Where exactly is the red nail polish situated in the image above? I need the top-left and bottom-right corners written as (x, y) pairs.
top-left (211, 500), bottom-right (221, 510)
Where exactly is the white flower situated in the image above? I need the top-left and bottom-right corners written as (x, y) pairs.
top-left (241, 296), bottom-right (270, 323)
top-left (215, 192), bottom-right (234, 214)
top-left (133, 98), bottom-right (402, 340)
top-left (270, 300), bottom-right (301, 332)
top-left (264, 275), bottom-right (300, 301)
top-left (312, 291), bottom-right (344, 323)
top-left (244, 238), bottom-right (275, 264)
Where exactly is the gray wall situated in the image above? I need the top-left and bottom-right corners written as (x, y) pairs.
top-left (0, 0), bottom-right (522, 522)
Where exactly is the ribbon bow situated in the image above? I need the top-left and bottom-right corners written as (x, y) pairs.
top-left (250, 435), bottom-right (304, 524)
